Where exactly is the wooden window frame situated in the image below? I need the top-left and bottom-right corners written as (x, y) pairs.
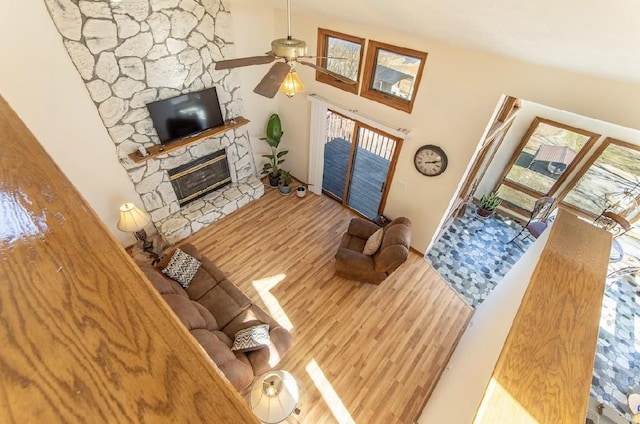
top-left (316, 28), bottom-right (365, 94)
top-left (557, 137), bottom-right (640, 220)
top-left (360, 40), bottom-right (427, 113)
top-left (493, 117), bottom-right (600, 215)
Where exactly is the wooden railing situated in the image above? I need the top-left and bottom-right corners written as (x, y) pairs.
top-left (473, 209), bottom-right (611, 424)
top-left (0, 95), bottom-right (258, 423)
top-left (325, 110), bottom-right (395, 160)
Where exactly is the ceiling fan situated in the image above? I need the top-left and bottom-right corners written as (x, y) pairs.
top-left (214, 0), bottom-right (355, 98)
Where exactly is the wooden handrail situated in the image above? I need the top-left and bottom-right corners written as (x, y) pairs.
top-left (0, 95), bottom-right (258, 423)
top-left (473, 210), bottom-right (611, 424)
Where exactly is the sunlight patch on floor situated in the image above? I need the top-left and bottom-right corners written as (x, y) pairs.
top-left (305, 359), bottom-right (355, 424)
top-left (252, 274), bottom-right (293, 331)
top-left (474, 378), bottom-right (537, 424)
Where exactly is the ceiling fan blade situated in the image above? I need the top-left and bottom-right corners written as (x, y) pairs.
top-left (297, 60), bottom-right (356, 84)
top-left (253, 62), bottom-right (290, 98)
top-left (215, 55), bottom-right (275, 70)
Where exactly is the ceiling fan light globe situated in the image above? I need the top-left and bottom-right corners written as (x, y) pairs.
top-left (280, 70), bottom-right (304, 97)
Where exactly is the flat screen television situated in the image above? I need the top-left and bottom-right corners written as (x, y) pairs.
top-left (146, 87), bottom-right (224, 145)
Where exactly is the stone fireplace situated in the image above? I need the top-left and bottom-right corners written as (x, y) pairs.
top-left (43, 0), bottom-right (264, 244)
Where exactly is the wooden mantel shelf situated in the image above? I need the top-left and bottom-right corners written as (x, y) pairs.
top-left (128, 116), bottom-right (250, 163)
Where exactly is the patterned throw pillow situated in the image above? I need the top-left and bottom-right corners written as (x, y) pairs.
top-left (161, 249), bottom-right (201, 288)
top-left (362, 228), bottom-right (384, 255)
top-left (231, 324), bottom-right (270, 353)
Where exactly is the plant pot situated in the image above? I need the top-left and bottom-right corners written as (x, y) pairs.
top-left (476, 207), bottom-right (494, 219)
top-left (268, 172), bottom-right (280, 187)
top-left (279, 184), bottom-right (292, 195)
top-left (296, 186), bottom-right (306, 197)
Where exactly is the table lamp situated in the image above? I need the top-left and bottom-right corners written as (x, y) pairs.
top-left (117, 203), bottom-right (153, 253)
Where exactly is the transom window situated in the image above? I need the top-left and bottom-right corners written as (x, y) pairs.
top-left (495, 117), bottom-right (600, 213)
top-left (316, 28), bottom-right (364, 94)
top-left (360, 41), bottom-right (427, 113)
top-left (315, 30), bottom-right (428, 113)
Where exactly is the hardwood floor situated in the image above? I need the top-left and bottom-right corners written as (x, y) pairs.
top-left (184, 186), bottom-right (473, 424)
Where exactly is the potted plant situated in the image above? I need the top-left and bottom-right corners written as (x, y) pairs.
top-left (279, 170), bottom-right (292, 195)
top-left (476, 191), bottom-right (502, 219)
top-left (261, 114), bottom-right (288, 187)
top-left (296, 182), bottom-right (313, 198)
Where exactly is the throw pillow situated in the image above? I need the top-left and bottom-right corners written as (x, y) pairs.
top-left (231, 324), bottom-right (270, 353)
top-left (162, 249), bottom-right (201, 288)
top-left (363, 228), bottom-right (384, 255)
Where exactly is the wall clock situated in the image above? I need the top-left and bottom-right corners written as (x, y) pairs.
top-left (414, 145), bottom-right (448, 176)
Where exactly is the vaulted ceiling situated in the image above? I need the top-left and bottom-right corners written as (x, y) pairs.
top-left (262, 0), bottom-right (640, 84)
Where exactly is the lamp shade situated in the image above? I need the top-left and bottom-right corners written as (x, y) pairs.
top-left (117, 203), bottom-right (151, 233)
top-left (280, 70), bottom-right (304, 98)
top-left (250, 370), bottom-right (299, 423)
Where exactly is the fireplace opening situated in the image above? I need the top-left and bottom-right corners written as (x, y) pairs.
top-left (168, 149), bottom-right (231, 206)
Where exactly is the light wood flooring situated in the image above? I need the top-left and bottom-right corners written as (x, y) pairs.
top-left (184, 186), bottom-right (473, 424)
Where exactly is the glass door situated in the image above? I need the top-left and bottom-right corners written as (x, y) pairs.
top-left (347, 125), bottom-right (396, 218)
top-left (322, 110), bottom-right (400, 219)
top-left (322, 111), bottom-right (354, 201)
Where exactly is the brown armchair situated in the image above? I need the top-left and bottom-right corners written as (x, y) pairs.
top-left (335, 217), bottom-right (412, 284)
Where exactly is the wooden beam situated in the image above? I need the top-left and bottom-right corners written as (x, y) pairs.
top-left (473, 210), bottom-right (611, 424)
top-left (0, 95), bottom-right (258, 423)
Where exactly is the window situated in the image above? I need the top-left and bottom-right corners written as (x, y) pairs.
top-left (560, 138), bottom-right (640, 218)
top-left (360, 40), bottom-right (427, 113)
top-left (495, 117), bottom-right (600, 213)
top-left (316, 28), bottom-right (364, 94)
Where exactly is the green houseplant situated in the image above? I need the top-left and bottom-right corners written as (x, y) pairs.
top-left (476, 191), bottom-right (502, 218)
top-left (261, 114), bottom-right (288, 187)
top-left (279, 170), bottom-right (293, 195)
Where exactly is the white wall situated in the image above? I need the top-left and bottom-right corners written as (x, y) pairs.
top-left (270, 9), bottom-right (640, 252)
top-left (229, 0), bottom-right (281, 172)
top-left (0, 1), bottom-right (142, 246)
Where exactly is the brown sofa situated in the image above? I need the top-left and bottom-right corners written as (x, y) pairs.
top-left (137, 244), bottom-right (291, 392)
top-left (335, 217), bottom-right (412, 284)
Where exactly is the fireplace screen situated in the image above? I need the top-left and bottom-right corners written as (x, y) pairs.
top-left (168, 149), bottom-right (231, 206)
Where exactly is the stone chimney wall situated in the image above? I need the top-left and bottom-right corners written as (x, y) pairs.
top-left (43, 0), bottom-right (262, 243)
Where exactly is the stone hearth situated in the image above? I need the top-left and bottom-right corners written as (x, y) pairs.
top-left (158, 174), bottom-right (263, 244)
top-left (44, 0), bottom-right (263, 243)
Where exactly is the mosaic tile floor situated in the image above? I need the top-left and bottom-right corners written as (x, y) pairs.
top-left (426, 206), bottom-right (640, 421)
top-left (426, 206), bottom-right (533, 308)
